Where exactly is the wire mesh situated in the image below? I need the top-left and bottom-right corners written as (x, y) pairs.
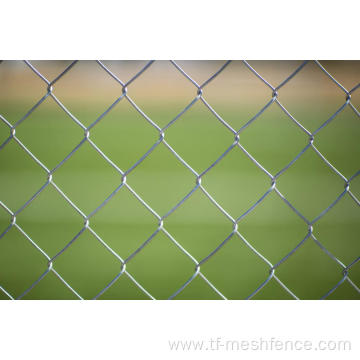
top-left (0, 60), bottom-right (359, 300)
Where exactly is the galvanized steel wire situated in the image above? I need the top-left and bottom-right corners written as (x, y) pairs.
top-left (0, 60), bottom-right (359, 300)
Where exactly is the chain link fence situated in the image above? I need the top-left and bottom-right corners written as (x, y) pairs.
top-left (0, 60), bottom-right (359, 300)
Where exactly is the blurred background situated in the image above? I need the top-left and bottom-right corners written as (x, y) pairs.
top-left (0, 60), bottom-right (359, 299)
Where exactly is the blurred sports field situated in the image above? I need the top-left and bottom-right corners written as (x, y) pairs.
top-left (0, 60), bottom-right (359, 299)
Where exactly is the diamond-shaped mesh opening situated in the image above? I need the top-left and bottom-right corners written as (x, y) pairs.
top-left (315, 106), bottom-right (360, 178)
top-left (240, 102), bottom-right (308, 175)
top-left (200, 233), bottom-right (271, 299)
top-left (0, 61), bottom-right (45, 123)
top-left (17, 184), bottom-right (84, 257)
top-left (0, 226), bottom-right (48, 298)
top-left (202, 146), bottom-right (270, 217)
top-left (204, 61), bottom-right (271, 130)
top-left (165, 99), bottom-right (234, 173)
top-left (15, 96), bottom-right (84, 169)
top-left (278, 61), bottom-right (346, 132)
top-left (0, 140), bottom-right (46, 211)
top-left (118, 60), bottom-right (197, 128)
top-left (52, 228), bottom-right (122, 299)
top-left (91, 186), bottom-right (158, 259)
top-left (315, 195), bottom-right (360, 266)
top-left (54, 140), bottom-right (122, 214)
top-left (238, 191), bottom-right (308, 264)
top-left (90, 97), bottom-right (159, 171)
top-left (277, 147), bottom-right (345, 220)
top-left (275, 238), bottom-right (347, 299)
top-left (128, 141), bottom-right (195, 215)
top-left (165, 189), bottom-right (233, 259)
top-left (53, 61), bottom-right (124, 127)
top-left (125, 230), bottom-right (196, 299)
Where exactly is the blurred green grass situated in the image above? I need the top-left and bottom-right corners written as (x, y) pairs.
top-left (0, 95), bottom-right (359, 300)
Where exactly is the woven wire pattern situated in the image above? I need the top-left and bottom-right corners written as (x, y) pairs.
top-left (0, 60), bottom-right (359, 300)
